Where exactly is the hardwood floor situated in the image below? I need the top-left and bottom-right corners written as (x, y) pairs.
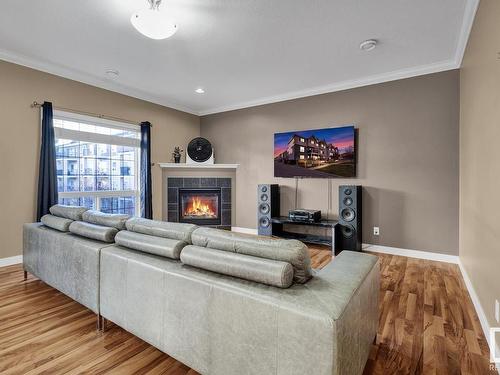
top-left (0, 249), bottom-right (495, 374)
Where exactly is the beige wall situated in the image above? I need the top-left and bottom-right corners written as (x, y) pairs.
top-left (201, 71), bottom-right (460, 255)
top-left (460, 0), bottom-right (500, 329)
top-left (0, 60), bottom-right (199, 259)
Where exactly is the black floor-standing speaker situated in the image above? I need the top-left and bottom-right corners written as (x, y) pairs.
top-left (257, 184), bottom-right (280, 236)
top-left (336, 185), bottom-right (362, 253)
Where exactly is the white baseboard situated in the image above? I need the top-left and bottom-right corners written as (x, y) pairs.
top-left (458, 260), bottom-right (500, 373)
top-left (231, 226), bottom-right (459, 263)
top-left (362, 244), bottom-right (459, 264)
top-left (0, 255), bottom-right (23, 268)
top-left (231, 227), bottom-right (258, 235)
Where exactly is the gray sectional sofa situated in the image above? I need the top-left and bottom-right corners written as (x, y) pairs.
top-left (23, 205), bottom-right (380, 375)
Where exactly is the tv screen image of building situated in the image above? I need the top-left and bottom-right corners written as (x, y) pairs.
top-left (274, 125), bottom-right (356, 178)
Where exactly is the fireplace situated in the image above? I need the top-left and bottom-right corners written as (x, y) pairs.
top-left (167, 177), bottom-right (231, 229)
top-left (178, 188), bottom-right (221, 226)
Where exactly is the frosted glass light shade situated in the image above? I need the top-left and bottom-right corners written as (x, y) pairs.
top-left (130, 8), bottom-right (177, 40)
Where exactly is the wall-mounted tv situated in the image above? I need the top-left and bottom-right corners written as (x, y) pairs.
top-left (274, 125), bottom-right (356, 178)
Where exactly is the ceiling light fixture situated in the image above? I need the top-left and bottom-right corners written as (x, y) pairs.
top-left (195, 88), bottom-right (205, 94)
top-left (359, 39), bottom-right (378, 52)
top-left (131, 0), bottom-right (178, 40)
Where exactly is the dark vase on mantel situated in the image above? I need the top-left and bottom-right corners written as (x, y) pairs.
top-left (172, 146), bottom-right (184, 164)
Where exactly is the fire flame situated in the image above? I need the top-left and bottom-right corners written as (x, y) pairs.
top-left (184, 197), bottom-right (216, 218)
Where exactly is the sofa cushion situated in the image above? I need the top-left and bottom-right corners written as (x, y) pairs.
top-left (181, 245), bottom-right (294, 288)
top-left (69, 221), bottom-right (118, 243)
top-left (82, 210), bottom-right (130, 230)
top-left (49, 204), bottom-right (88, 221)
top-left (40, 214), bottom-right (73, 232)
top-left (191, 227), bottom-right (312, 283)
top-left (115, 230), bottom-right (186, 259)
top-left (126, 217), bottom-right (197, 243)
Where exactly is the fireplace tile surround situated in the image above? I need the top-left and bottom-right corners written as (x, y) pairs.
top-left (167, 177), bottom-right (232, 229)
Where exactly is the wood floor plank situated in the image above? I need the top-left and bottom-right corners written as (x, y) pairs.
top-left (0, 249), bottom-right (495, 374)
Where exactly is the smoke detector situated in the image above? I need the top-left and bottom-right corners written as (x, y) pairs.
top-left (359, 39), bottom-right (378, 52)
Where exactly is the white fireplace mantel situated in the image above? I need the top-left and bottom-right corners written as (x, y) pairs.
top-left (158, 163), bottom-right (239, 170)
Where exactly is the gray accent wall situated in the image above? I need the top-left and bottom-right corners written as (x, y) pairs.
top-left (201, 71), bottom-right (460, 255)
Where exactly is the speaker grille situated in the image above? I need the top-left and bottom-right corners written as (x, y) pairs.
top-left (343, 197), bottom-right (353, 206)
top-left (259, 217), bottom-right (270, 228)
top-left (341, 224), bottom-right (355, 238)
top-left (259, 203), bottom-right (270, 215)
top-left (337, 185), bottom-right (362, 253)
top-left (257, 184), bottom-right (280, 236)
top-left (341, 208), bottom-right (355, 222)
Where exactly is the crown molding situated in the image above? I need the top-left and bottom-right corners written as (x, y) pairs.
top-left (199, 59), bottom-right (459, 116)
top-left (0, 0), bottom-right (478, 117)
top-left (0, 49), bottom-right (198, 115)
top-left (200, 0), bottom-right (479, 116)
top-left (454, 0), bottom-right (480, 67)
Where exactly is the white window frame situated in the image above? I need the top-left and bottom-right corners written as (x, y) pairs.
top-left (54, 110), bottom-right (141, 216)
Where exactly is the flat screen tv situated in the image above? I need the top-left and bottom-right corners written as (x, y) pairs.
top-left (274, 125), bottom-right (356, 178)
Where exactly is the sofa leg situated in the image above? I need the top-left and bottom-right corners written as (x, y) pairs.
top-left (23, 270), bottom-right (28, 281)
top-left (102, 316), bottom-right (107, 332)
top-left (97, 314), bottom-right (102, 331)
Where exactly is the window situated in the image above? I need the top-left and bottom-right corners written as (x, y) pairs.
top-left (300, 146), bottom-right (305, 152)
top-left (54, 111), bottom-right (141, 216)
top-left (300, 137), bottom-right (305, 142)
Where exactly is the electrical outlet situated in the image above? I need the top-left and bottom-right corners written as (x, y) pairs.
top-left (373, 227), bottom-right (380, 236)
top-left (496, 300), bottom-right (499, 323)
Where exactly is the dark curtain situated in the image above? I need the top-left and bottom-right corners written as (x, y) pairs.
top-left (140, 121), bottom-right (153, 219)
top-left (36, 102), bottom-right (58, 221)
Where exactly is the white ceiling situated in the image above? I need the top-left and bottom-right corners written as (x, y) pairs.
top-left (0, 0), bottom-right (478, 115)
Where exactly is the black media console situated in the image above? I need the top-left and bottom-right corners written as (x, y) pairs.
top-left (270, 216), bottom-right (338, 252)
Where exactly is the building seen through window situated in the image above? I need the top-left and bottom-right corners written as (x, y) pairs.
top-left (53, 112), bottom-right (140, 216)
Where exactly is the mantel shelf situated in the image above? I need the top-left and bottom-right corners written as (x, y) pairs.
top-left (158, 163), bottom-right (239, 170)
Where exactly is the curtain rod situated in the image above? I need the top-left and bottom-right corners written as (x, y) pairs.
top-left (30, 101), bottom-right (150, 127)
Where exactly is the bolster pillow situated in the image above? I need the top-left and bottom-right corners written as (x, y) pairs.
top-left (49, 205), bottom-right (88, 221)
top-left (69, 221), bottom-right (118, 243)
top-left (125, 218), bottom-right (197, 243)
top-left (40, 214), bottom-right (73, 232)
top-left (115, 231), bottom-right (187, 259)
top-left (82, 210), bottom-right (130, 230)
top-left (191, 227), bottom-right (312, 284)
top-left (180, 245), bottom-right (294, 288)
